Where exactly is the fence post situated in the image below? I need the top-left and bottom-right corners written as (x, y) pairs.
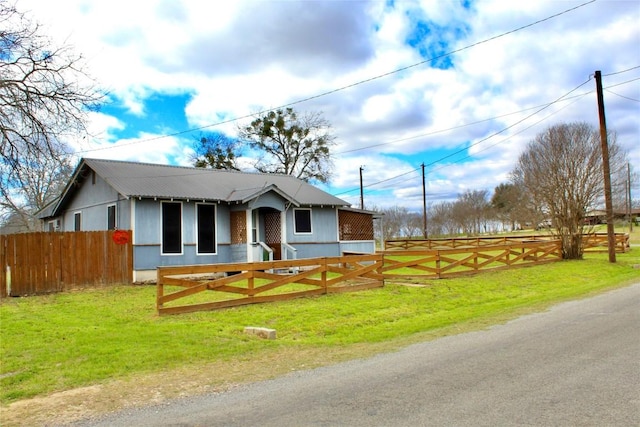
top-left (248, 270), bottom-right (255, 297)
top-left (436, 250), bottom-right (442, 279)
top-left (5, 265), bottom-right (10, 297)
top-left (156, 268), bottom-right (164, 314)
top-left (322, 258), bottom-right (328, 294)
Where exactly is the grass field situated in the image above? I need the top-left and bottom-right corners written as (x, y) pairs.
top-left (2, 243), bottom-right (639, 409)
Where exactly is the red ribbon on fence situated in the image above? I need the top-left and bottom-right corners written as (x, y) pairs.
top-left (112, 230), bottom-right (130, 245)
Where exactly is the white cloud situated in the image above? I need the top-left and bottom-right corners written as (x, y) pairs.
top-left (16, 0), bottom-right (640, 210)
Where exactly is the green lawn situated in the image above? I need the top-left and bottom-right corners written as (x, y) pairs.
top-left (1, 250), bottom-right (639, 405)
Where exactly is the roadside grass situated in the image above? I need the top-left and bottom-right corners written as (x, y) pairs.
top-left (1, 250), bottom-right (639, 406)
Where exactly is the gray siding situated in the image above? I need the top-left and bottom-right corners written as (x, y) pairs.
top-left (291, 242), bottom-right (341, 259)
top-left (339, 241), bottom-right (376, 254)
top-left (132, 199), bottom-right (235, 270)
top-left (132, 199), bottom-right (158, 245)
top-left (231, 244), bottom-right (247, 263)
top-left (60, 173), bottom-right (130, 231)
top-left (133, 244), bottom-right (234, 270)
top-left (249, 192), bottom-right (286, 211)
top-left (285, 207), bottom-right (338, 243)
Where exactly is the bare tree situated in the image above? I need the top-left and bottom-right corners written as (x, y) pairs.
top-left (374, 205), bottom-right (423, 239)
top-left (491, 182), bottom-right (542, 231)
top-left (0, 1), bottom-right (102, 230)
top-left (237, 108), bottom-right (335, 183)
top-left (429, 201), bottom-right (458, 237)
top-left (0, 143), bottom-right (72, 231)
top-left (492, 183), bottom-right (519, 231)
top-left (511, 122), bottom-right (627, 259)
top-left (404, 212), bottom-right (423, 238)
top-left (451, 190), bottom-right (491, 235)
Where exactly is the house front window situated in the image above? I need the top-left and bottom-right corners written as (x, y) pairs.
top-left (197, 203), bottom-right (216, 254)
top-left (294, 208), bottom-right (312, 234)
top-left (161, 201), bottom-right (182, 254)
top-left (74, 212), bottom-right (82, 231)
top-left (107, 204), bottom-right (117, 230)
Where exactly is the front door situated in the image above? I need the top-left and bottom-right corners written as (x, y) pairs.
top-left (263, 210), bottom-right (281, 260)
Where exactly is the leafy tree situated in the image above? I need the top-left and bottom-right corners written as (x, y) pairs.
top-left (237, 108), bottom-right (335, 183)
top-left (511, 122), bottom-right (627, 259)
top-left (0, 1), bottom-right (102, 231)
top-left (192, 132), bottom-right (241, 170)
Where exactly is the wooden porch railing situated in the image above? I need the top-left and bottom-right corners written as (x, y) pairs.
top-left (157, 254), bottom-right (384, 315)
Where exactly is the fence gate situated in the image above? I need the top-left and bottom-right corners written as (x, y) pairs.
top-left (0, 231), bottom-right (133, 298)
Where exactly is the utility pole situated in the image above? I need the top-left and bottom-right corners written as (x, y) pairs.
top-left (594, 70), bottom-right (616, 263)
top-left (422, 163), bottom-right (428, 239)
top-left (359, 166), bottom-right (364, 210)
top-left (628, 162), bottom-right (633, 232)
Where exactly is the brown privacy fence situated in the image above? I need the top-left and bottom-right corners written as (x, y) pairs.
top-left (156, 254), bottom-right (384, 315)
top-left (0, 231), bottom-right (133, 298)
top-left (384, 233), bottom-right (630, 253)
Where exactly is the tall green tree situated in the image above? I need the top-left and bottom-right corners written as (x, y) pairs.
top-left (192, 132), bottom-right (240, 170)
top-left (237, 108), bottom-right (335, 183)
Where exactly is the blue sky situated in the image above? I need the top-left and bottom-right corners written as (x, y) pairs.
top-left (18, 0), bottom-right (640, 211)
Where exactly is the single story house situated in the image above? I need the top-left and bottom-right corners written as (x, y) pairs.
top-left (40, 158), bottom-right (377, 281)
top-left (584, 208), bottom-right (640, 225)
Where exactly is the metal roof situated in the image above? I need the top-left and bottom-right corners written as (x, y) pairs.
top-left (75, 158), bottom-right (348, 207)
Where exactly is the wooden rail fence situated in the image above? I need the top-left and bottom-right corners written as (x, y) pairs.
top-left (384, 233), bottom-right (629, 253)
top-left (157, 254), bottom-right (384, 315)
top-left (382, 240), bottom-right (563, 280)
top-left (1, 231), bottom-right (133, 298)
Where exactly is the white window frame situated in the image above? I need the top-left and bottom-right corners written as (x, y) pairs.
top-left (293, 208), bottom-right (313, 235)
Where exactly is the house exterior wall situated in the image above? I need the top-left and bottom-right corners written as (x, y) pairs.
top-left (289, 242), bottom-right (341, 258)
top-left (285, 206), bottom-right (339, 243)
top-left (248, 192), bottom-right (286, 211)
top-left (59, 172), bottom-right (131, 231)
top-left (339, 241), bottom-right (376, 254)
top-left (132, 199), bottom-right (235, 272)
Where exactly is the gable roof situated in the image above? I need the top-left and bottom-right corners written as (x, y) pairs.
top-left (48, 158), bottom-right (348, 216)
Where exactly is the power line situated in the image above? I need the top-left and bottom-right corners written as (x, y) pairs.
top-left (334, 76), bottom-right (594, 197)
top-left (76, 0), bottom-right (598, 155)
top-left (335, 74), bottom-right (639, 196)
top-left (605, 89), bottom-right (640, 103)
top-left (603, 65), bottom-right (640, 77)
top-left (428, 92), bottom-right (591, 176)
top-left (337, 74), bottom-right (640, 156)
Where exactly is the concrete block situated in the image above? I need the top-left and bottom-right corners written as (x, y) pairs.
top-left (244, 326), bottom-right (277, 340)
